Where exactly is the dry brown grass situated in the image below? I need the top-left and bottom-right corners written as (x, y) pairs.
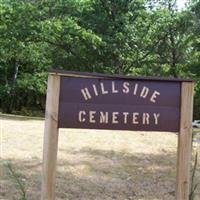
top-left (0, 115), bottom-right (200, 200)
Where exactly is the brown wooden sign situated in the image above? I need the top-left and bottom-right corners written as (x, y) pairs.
top-left (59, 76), bottom-right (181, 132)
top-left (41, 69), bottom-right (194, 200)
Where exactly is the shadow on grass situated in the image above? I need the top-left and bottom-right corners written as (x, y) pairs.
top-left (1, 148), bottom-right (181, 200)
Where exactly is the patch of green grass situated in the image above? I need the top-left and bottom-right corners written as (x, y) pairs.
top-left (4, 162), bottom-right (29, 200)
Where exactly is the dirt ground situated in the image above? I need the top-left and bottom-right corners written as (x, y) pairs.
top-left (0, 115), bottom-right (200, 200)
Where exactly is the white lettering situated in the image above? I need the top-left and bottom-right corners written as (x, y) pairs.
top-left (143, 113), bottom-right (150, 125)
top-left (79, 111), bottom-right (86, 122)
top-left (100, 83), bottom-right (108, 94)
top-left (112, 112), bottom-right (119, 124)
top-left (78, 111), bottom-right (162, 127)
top-left (100, 112), bottom-right (108, 123)
top-left (92, 84), bottom-right (98, 96)
top-left (150, 91), bottom-right (160, 103)
top-left (89, 111), bottom-right (96, 123)
top-left (140, 86), bottom-right (149, 98)
top-left (81, 88), bottom-right (91, 100)
top-left (123, 112), bottom-right (129, 124)
top-left (112, 81), bottom-right (118, 93)
top-left (133, 83), bottom-right (138, 95)
top-left (122, 82), bottom-right (130, 93)
top-left (133, 113), bottom-right (139, 124)
top-left (153, 113), bottom-right (160, 125)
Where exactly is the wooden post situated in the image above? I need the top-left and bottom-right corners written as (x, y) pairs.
top-left (176, 82), bottom-right (194, 200)
top-left (41, 74), bottom-right (60, 200)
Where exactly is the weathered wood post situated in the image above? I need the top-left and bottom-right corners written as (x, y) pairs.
top-left (41, 74), bottom-right (60, 200)
top-left (176, 82), bottom-right (194, 200)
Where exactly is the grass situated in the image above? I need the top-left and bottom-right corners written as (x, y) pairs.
top-left (4, 162), bottom-right (28, 200)
top-left (0, 115), bottom-right (200, 200)
top-left (190, 152), bottom-right (199, 200)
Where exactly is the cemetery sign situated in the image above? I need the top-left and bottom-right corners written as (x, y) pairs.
top-left (58, 73), bottom-right (181, 132)
top-left (41, 69), bottom-right (194, 200)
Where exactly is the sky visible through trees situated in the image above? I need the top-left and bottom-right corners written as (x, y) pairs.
top-left (177, 0), bottom-right (188, 9)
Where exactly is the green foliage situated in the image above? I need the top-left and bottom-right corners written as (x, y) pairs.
top-left (0, 0), bottom-right (200, 118)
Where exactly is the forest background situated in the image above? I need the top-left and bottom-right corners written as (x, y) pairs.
top-left (0, 0), bottom-right (200, 119)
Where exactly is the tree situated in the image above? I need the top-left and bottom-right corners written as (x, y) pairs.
top-left (80, 0), bottom-right (159, 74)
top-left (187, 0), bottom-right (200, 119)
top-left (139, 0), bottom-right (194, 78)
top-left (0, 0), bottom-right (200, 118)
top-left (0, 0), bottom-right (104, 112)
